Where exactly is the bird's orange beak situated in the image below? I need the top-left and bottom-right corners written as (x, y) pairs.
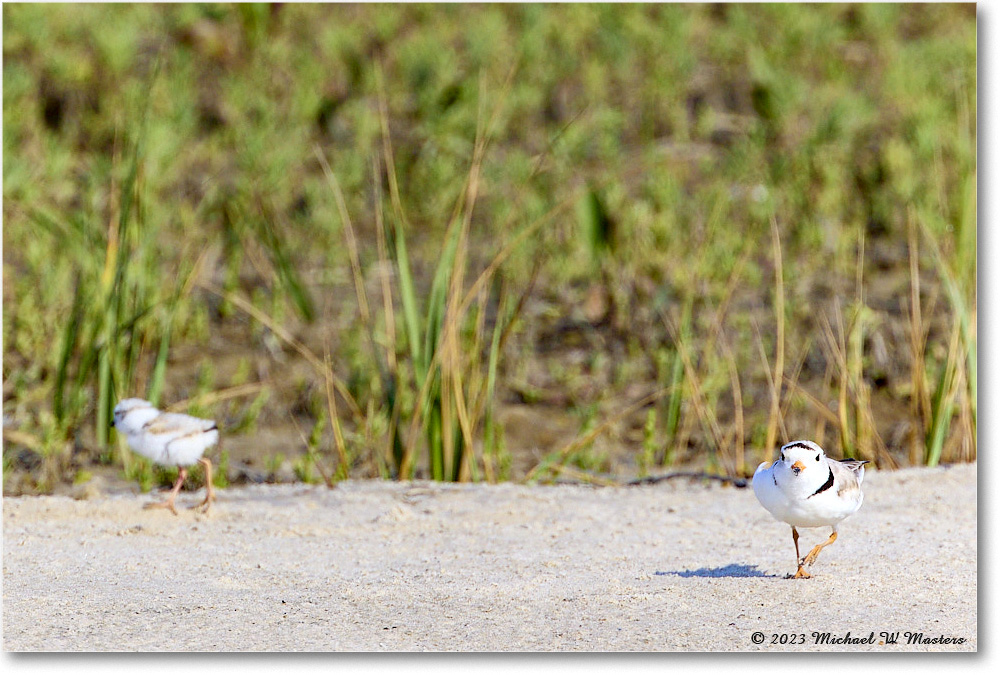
top-left (791, 460), bottom-right (806, 475)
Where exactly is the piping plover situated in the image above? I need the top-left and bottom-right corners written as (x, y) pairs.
top-left (753, 440), bottom-right (868, 578)
top-left (112, 398), bottom-right (219, 515)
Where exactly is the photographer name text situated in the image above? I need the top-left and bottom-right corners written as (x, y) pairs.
top-left (750, 631), bottom-right (967, 646)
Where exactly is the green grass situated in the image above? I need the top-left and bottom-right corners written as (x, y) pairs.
top-left (2, 3), bottom-right (976, 492)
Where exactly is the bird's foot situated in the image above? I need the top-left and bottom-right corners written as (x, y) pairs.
top-left (188, 499), bottom-right (211, 515)
top-left (802, 546), bottom-right (824, 567)
top-left (792, 566), bottom-right (813, 579)
top-left (188, 459), bottom-right (214, 516)
top-left (144, 500), bottom-right (179, 516)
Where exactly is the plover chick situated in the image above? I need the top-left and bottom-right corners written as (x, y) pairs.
top-left (112, 398), bottom-right (219, 515)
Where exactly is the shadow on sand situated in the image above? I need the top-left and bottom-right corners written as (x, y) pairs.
top-left (657, 564), bottom-right (780, 579)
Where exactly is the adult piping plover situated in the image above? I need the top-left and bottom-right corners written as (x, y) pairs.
top-left (112, 398), bottom-right (219, 515)
top-left (753, 440), bottom-right (868, 578)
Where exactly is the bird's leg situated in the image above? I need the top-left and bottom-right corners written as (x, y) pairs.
top-left (791, 527), bottom-right (812, 579)
top-left (189, 458), bottom-right (215, 514)
top-left (144, 467), bottom-right (187, 516)
top-left (802, 529), bottom-right (838, 567)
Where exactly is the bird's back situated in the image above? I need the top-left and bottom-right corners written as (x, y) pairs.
top-left (131, 412), bottom-right (219, 466)
top-left (146, 412), bottom-right (217, 436)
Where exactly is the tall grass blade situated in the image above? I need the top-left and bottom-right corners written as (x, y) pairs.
top-left (54, 276), bottom-right (86, 423)
top-left (372, 156), bottom-right (405, 473)
top-left (376, 62), bottom-right (425, 383)
top-left (920, 215), bottom-right (976, 420)
top-left (578, 185), bottom-right (615, 263)
top-left (249, 199), bottom-right (316, 322)
top-left (925, 323), bottom-right (962, 466)
top-left (147, 253), bottom-right (202, 407)
top-left (764, 216), bottom-right (785, 454)
top-left (99, 61), bottom-right (159, 449)
top-left (481, 291), bottom-right (508, 483)
top-left (146, 306), bottom-right (174, 409)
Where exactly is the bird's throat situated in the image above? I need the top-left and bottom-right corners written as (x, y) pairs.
top-left (808, 467), bottom-right (835, 498)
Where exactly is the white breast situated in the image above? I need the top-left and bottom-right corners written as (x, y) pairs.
top-left (753, 461), bottom-right (863, 528)
top-left (124, 412), bottom-right (219, 467)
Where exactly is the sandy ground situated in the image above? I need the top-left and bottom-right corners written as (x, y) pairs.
top-left (2, 463), bottom-right (976, 652)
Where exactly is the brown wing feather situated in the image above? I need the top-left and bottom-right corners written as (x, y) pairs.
top-left (836, 458), bottom-right (869, 476)
top-left (143, 413), bottom-right (216, 436)
top-left (832, 459), bottom-right (868, 496)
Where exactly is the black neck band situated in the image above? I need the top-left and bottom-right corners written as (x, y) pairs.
top-left (809, 467), bottom-right (835, 498)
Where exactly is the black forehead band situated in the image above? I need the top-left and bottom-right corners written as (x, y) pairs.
top-left (783, 442), bottom-right (817, 452)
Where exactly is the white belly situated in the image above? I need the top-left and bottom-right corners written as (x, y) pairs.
top-left (753, 465), bottom-right (863, 528)
top-left (127, 428), bottom-right (218, 467)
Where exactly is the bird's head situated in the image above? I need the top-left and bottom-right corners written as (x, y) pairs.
top-left (777, 440), bottom-right (826, 477)
top-left (111, 398), bottom-right (157, 434)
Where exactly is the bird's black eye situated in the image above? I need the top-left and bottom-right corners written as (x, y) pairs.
top-left (816, 454), bottom-right (821, 462)
top-left (780, 453), bottom-right (785, 462)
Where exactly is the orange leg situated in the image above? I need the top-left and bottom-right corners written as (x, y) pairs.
top-left (189, 458), bottom-right (215, 514)
top-left (802, 529), bottom-right (838, 568)
top-left (791, 527), bottom-right (812, 579)
top-left (144, 467), bottom-right (187, 516)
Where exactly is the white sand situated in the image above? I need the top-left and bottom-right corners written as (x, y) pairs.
top-left (2, 463), bottom-right (976, 651)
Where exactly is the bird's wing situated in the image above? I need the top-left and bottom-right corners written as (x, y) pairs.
top-left (143, 413), bottom-right (217, 437)
top-left (831, 459), bottom-right (867, 493)
top-left (836, 458), bottom-right (869, 476)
